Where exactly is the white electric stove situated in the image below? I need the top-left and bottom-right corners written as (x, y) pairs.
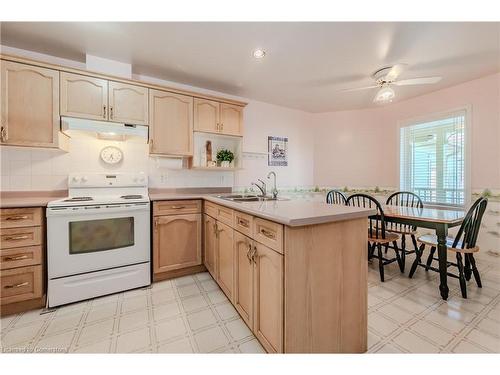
top-left (46, 172), bottom-right (151, 307)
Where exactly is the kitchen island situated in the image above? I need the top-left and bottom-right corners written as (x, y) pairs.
top-left (150, 192), bottom-right (375, 353)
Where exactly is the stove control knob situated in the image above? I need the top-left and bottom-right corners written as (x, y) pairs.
top-left (81, 176), bottom-right (88, 183)
top-left (72, 176), bottom-right (80, 183)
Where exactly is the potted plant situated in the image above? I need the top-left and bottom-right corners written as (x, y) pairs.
top-left (216, 149), bottom-right (235, 168)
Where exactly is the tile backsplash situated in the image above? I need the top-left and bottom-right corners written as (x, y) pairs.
top-left (0, 137), bottom-right (234, 191)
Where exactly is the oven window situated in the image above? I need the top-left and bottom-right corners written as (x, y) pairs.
top-left (69, 217), bottom-right (134, 254)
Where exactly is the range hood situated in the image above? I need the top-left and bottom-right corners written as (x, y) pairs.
top-left (61, 117), bottom-right (148, 143)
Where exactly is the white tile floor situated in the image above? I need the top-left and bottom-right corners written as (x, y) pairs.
top-left (1, 258), bottom-right (500, 353)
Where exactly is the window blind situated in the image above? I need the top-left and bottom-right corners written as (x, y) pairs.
top-left (400, 110), bottom-right (466, 206)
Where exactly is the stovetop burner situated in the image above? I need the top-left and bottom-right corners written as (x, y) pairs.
top-left (120, 195), bottom-right (143, 200)
top-left (63, 196), bottom-right (93, 202)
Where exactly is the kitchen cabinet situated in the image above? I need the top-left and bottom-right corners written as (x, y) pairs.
top-left (152, 201), bottom-right (202, 281)
top-left (1, 61), bottom-right (61, 148)
top-left (60, 72), bottom-right (108, 121)
top-left (60, 72), bottom-right (148, 125)
top-left (203, 214), bottom-right (217, 278)
top-left (108, 81), bottom-right (148, 125)
top-left (253, 241), bottom-right (283, 353)
top-left (194, 98), bottom-right (244, 136)
top-left (216, 221), bottom-right (234, 300)
top-left (149, 89), bottom-right (193, 156)
top-left (153, 214), bottom-right (201, 274)
top-left (233, 231), bottom-right (254, 328)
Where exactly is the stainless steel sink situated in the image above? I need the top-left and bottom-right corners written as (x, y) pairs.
top-left (216, 194), bottom-right (289, 203)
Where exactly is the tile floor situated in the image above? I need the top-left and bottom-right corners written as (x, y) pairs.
top-left (1, 259), bottom-right (500, 353)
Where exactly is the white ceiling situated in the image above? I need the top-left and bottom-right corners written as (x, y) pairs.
top-left (1, 22), bottom-right (499, 112)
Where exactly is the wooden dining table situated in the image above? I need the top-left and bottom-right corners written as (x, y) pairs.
top-left (383, 205), bottom-right (466, 300)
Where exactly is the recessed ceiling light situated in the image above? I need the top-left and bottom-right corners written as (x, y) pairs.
top-left (252, 49), bottom-right (266, 59)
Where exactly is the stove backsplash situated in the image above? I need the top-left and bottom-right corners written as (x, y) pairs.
top-left (0, 138), bottom-right (234, 191)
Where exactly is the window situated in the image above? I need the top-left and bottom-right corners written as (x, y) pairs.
top-left (400, 110), bottom-right (467, 207)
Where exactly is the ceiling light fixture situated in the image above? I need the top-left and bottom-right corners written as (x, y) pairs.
top-left (252, 49), bottom-right (266, 59)
top-left (373, 86), bottom-right (395, 103)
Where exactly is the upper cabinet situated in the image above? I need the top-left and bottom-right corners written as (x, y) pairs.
top-left (60, 72), bottom-right (108, 121)
top-left (108, 82), bottom-right (148, 125)
top-left (194, 98), bottom-right (243, 136)
top-left (149, 89), bottom-right (193, 156)
top-left (1, 61), bottom-right (61, 148)
top-left (60, 72), bottom-right (148, 125)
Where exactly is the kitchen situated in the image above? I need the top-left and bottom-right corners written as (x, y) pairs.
top-left (0, 7), bottom-right (499, 373)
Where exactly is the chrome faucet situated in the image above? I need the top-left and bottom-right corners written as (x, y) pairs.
top-left (267, 171), bottom-right (278, 199)
top-left (251, 179), bottom-right (267, 197)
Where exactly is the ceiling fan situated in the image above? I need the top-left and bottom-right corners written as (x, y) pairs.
top-left (341, 64), bottom-right (442, 103)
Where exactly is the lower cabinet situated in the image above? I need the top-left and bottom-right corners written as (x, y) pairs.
top-left (153, 214), bottom-right (201, 274)
top-left (203, 214), bottom-right (217, 277)
top-left (216, 221), bottom-right (234, 300)
top-left (233, 231), bottom-right (254, 328)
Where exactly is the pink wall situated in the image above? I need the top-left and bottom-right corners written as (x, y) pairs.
top-left (313, 73), bottom-right (500, 191)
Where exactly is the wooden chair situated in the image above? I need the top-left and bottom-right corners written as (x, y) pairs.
top-left (326, 190), bottom-right (348, 205)
top-left (347, 193), bottom-right (402, 282)
top-left (409, 197), bottom-right (488, 298)
top-left (385, 191), bottom-right (424, 272)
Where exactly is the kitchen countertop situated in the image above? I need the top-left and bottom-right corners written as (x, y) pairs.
top-left (149, 192), bottom-right (375, 227)
top-left (0, 191), bottom-right (68, 208)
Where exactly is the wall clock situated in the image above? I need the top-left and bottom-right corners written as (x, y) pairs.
top-left (100, 146), bottom-right (123, 165)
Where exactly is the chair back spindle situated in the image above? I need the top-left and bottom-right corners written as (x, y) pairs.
top-left (386, 191), bottom-right (423, 233)
top-left (326, 190), bottom-right (348, 205)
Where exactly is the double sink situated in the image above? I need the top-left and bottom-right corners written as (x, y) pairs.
top-left (216, 194), bottom-right (289, 203)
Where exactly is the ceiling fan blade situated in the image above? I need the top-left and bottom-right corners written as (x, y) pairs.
top-left (385, 63), bottom-right (407, 82)
top-left (339, 85), bottom-right (379, 92)
top-left (393, 77), bottom-right (442, 86)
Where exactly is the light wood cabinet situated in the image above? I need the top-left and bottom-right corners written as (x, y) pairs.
top-left (153, 214), bottom-right (201, 274)
top-left (253, 241), bottom-right (283, 353)
top-left (203, 214), bottom-right (217, 278)
top-left (216, 221), bottom-right (234, 300)
top-left (220, 103), bottom-right (243, 136)
top-left (60, 72), bottom-right (108, 121)
top-left (233, 231), bottom-right (254, 328)
top-left (1, 61), bottom-right (60, 148)
top-left (149, 89), bottom-right (193, 156)
top-left (108, 82), bottom-right (148, 125)
top-left (194, 98), bottom-right (244, 136)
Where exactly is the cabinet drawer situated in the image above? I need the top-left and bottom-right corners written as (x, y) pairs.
top-left (0, 227), bottom-right (42, 249)
top-left (153, 200), bottom-right (201, 216)
top-left (0, 208), bottom-right (42, 229)
top-left (1, 265), bottom-right (43, 305)
top-left (233, 211), bottom-right (253, 237)
top-left (215, 205), bottom-right (233, 226)
top-left (253, 218), bottom-right (283, 254)
top-left (0, 246), bottom-right (42, 270)
top-left (204, 201), bottom-right (218, 218)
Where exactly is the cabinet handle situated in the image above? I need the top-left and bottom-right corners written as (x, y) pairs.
top-left (149, 139), bottom-right (154, 152)
top-left (212, 222), bottom-right (217, 235)
top-left (251, 246), bottom-right (258, 263)
top-left (260, 228), bottom-right (276, 240)
top-left (1, 126), bottom-right (6, 142)
top-left (170, 206), bottom-right (186, 210)
top-left (5, 215), bottom-right (29, 221)
top-left (110, 106), bottom-right (114, 119)
top-left (4, 281), bottom-right (29, 289)
top-left (220, 123), bottom-right (224, 131)
top-left (238, 218), bottom-right (249, 228)
top-left (3, 235), bottom-right (29, 241)
top-left (4, 255), bottom-right (29, 261)
top-left (154, 218), bottom-right (158, 229)
top-left (246, 243), bottom-right (253, 264)
top-left (103, 105), bottom-right (107, 118)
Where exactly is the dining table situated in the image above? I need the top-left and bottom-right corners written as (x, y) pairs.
top-left (383, 204), bottom-right (466, 300)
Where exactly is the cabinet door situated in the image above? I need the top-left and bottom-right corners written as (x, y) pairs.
top-left (216, 221), bottom-right (234, 300)
top-left (108, 81), bottom-right (149, 125)
top-left (60, 72), bottom-right (108, 120)
top-left (219, 103), bottom-right (243, 136)
top-left (149, 89), bottom-right (193, 156)
top-left (193, 98), bottom-right (219, 133)
top-left (153, 214), bottom-right (201, 274)
top-left (203, 214), bottom-right (217, 278)
top-left (253, 242), bottom-right (283, 353)
top-left (1, 61), bottom-right (59, 148)
top-left (233, 231), bottom-right (254, 328)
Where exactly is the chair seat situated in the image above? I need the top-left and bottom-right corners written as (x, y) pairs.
top-left (368, 231), bottom-right (400, 244)
top-left (417, 234), bottom-right (479, 253)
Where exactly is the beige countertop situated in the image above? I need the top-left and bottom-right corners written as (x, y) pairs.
top-left (0, 191), bottom-right (67, 208)
top-left (149, 192), bottom-right (375, 226)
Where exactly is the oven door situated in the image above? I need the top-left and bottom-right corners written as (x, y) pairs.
top-left (47, 202), bottom-right (150, 278)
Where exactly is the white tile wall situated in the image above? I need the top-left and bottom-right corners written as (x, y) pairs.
top-left (0, 137), bottom-right (234, 191)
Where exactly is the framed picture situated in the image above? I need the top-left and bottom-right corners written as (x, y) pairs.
top-left (268, 136), bottom-right (288, 166)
